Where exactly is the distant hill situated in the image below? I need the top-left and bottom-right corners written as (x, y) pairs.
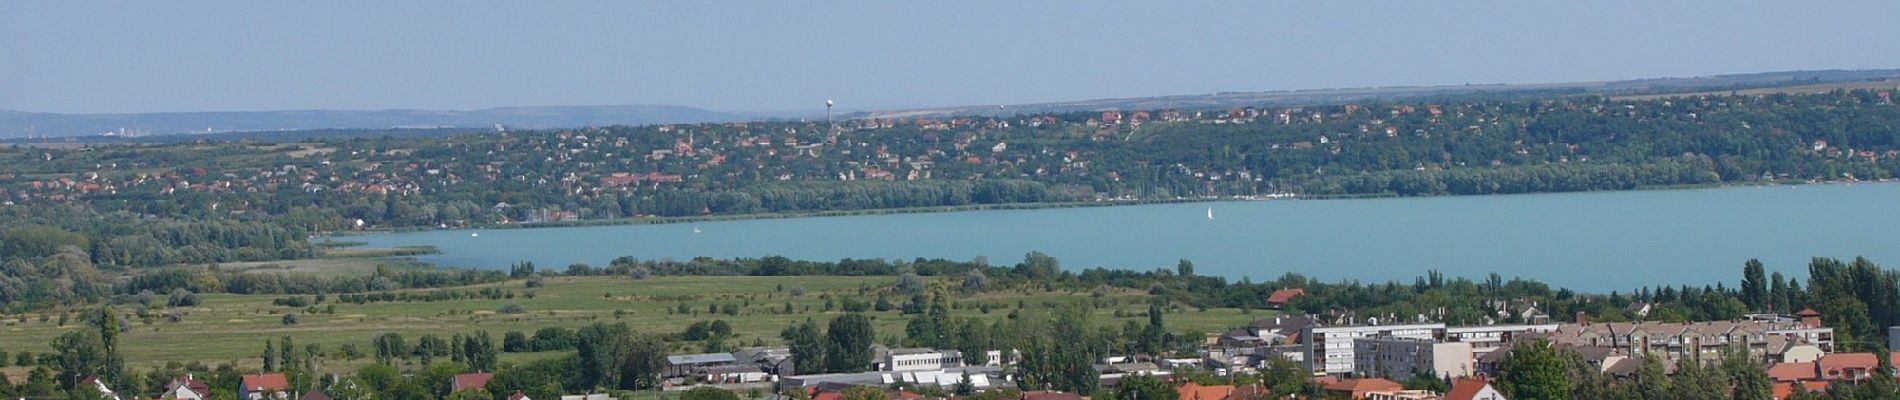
top-left (8, 68), bottom-right (1899, 139)
top-left (0, 105), bottom-right (744, 139)
top-left (855, 69), bottom-right (1900, 119)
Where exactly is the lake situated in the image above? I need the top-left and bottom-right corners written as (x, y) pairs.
top-left (350, 183), bottom-right (1900, 292)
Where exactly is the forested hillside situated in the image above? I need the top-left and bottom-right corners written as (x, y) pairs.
top-left (0, 89), bottom-right (1897, 275)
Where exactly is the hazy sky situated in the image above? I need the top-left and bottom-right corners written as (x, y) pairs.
top-left (4, 1), bottom-right (1899, 114)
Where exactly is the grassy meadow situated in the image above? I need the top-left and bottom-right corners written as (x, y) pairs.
top-left (0, 266), bottom-right (1270, 380)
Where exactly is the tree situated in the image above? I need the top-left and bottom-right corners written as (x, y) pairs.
top-left (51, 330), bottom-right (107, 390)
top-left (841, 386), bottom-right (890, 400)
top-left (954, 371), bottom-right (976, 396)
top-left (620, 333), bottom-right (669, 390)
top-left (575, 323), bottom-right (631, 389)
top-left (1139, 304), bottom-right (1167, 354)
top-left (1742, 259), bottom-right (1767, 311)
top-left (1176, 259), bottom-right (1195, 277)
top-left (1111, 374), bottom-right (1176, 400)
top-left (463, 331), bottom-right (499, 371)
top-left (373, 333), bottom-right (406, 365)
top-left (1498, 339), bottom-right (1570, 400)
top-left (1721, 344), bottom-right (1771, 400)
top-left (85, 307), bottom-right (126, 387)
top-left (263, 340), bottom-right (278, 372)
top-left (826, 313), bottom-right (876, 373)
top-left (681, 387), bottom-right (741, 400)
top-left (782, 319), bottom-right (827, 374)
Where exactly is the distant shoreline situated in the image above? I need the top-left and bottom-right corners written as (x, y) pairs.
top-left (328, 179), bottom-right (1886, 238)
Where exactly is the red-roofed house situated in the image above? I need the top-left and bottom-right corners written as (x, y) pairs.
top-left (1772, 381), bottom-right (1830, 400)
top-left (164, 374), bottom-right (212, 399)
top-left (1324, 378), bottom-right (1404, 399)
top-left (508, 391), bottom-right (533, 400)
top-left (239, 373), bottom-right (291, 400)
top-left (454, 372), bottom-right (495, 392)
top-left (1767, 362), bottom-right (1820, 382)
top-left (1444, 378), bottom-right (1506, 400)
top-left (1177, 382), bottom-right (1236, 400)
top-left (1815, 352), bottom-right (1900, 382)
top-left (1266, 288), bottom-right (1305, 308)
top-left (1018, 391), bottom-right (1085, 400)
top-left (80, 376), bottom-right (123, 400)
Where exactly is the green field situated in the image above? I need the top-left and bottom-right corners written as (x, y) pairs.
top-left (0, 272), bottom-right (1269, 380)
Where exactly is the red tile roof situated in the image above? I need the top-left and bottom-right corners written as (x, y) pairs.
top-left (453, 372), bottom-right (494, 391)
top-left (1324, 378), bottom-right (1403, 398)
top-left (1794, 308), bottom-right (1822, 317)
top-left (1772, 381), bottom-right (1830, 400)
top-left (1020, 390), bottom-right (1085, 400)
top-left (1267, 288), bottom-right (1306, 304)
top-left (1177, 382), bottom-right (1236, 400)
top-left (1444, 378), bottom-right (1494, 400)
top-left (1818, 353), bottom-right (1879, 379)
top-left (1767, 362), bottom-right (1819, 382)
top-left (241, 373), bottom-right (290, 391)
top-left (169, 375), bottom-right (212, 396)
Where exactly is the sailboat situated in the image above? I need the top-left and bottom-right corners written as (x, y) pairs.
top-left (692, 227), bottom-right (702, 234)
top-left (1206, 207), bottom-right (1214, 221)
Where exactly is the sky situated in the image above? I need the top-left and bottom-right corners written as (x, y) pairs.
top-left (3, 1), bottom-right (1899, 114)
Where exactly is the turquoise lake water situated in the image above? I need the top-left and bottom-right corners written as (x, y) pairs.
top-left (350, 183), bottom-right (1900, 292)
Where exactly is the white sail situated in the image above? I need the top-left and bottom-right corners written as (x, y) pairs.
top-left (1207, 207), bottom-right (1214, 220)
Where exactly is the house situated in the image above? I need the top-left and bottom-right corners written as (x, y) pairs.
top-left (239, 373), bottom-right (291, 400)
top-left (1324, 378), bottom-right (1405, 399)
top-left (453, 372), bottom-right (494, 392)
top-left (507, 391), bottom-right (533, 400)
top-left (1444, 378), bottom-right (1506, 400)
top-left (1816, 352), bottom-right (1883, 382)
top-left (1364, 390), bottom-right (1441, 400)
top-left (1766, 362), bottom-right (1818, 382)
top-left (1623, 302), bottom-right (1652, 318)
top-left (561, 395), bottom-right (615, 400)
top-left (299, 392), bottom-right (332, 400)
top-left (1772, 381), bottom-right (1830, 399)
top-left (80, 376), bottom-right (123, 400)
top-left (163, 374), bottom-right (211, 400)
top-left (1778, 343), bottom-right (1825, 363)
top-left (1266, 288), bottom-right (1305, 308)
top-left (1176, 382), bottom-right (1236, 400)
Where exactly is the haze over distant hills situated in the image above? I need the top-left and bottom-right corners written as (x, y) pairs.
top-left (855, 69), bottom-right (1900, 119)
top-left (0, 105), bottom-right (745, 139)
top-left (4, 69), bottom-right (1898, 139)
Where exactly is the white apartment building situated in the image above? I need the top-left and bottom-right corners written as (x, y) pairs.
top-left (1443, 324), bottom-right (1560, 356)
top-left (1303, 323), bottom-right (1444, 375)
top-left (1353, 336), bottom-right (1475, 380)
